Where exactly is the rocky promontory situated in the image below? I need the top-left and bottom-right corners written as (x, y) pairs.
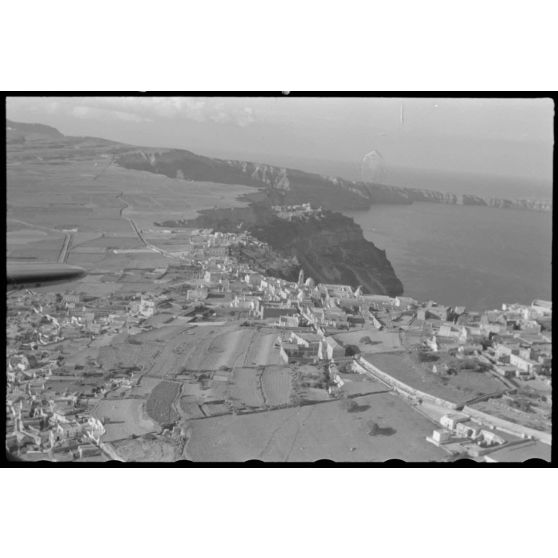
top-left (115, 149), bottom-right (373, 211)
top-left (157, 204), bottom-right (404, 297)
top-left (115, 148), bottom-right (552, 213)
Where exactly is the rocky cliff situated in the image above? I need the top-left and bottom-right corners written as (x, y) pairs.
top-left (5, 121), bottom-right (551, 212)
top-left (115, 148), bottom-right (552, 212)
top-left (356, 182), bottom-right (553, 211)
top-left (157, 205), bottom-right (404, 297)
top-left (115, 149), bottom-right (372, 211)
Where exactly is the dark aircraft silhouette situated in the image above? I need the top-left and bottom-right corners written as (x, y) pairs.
top-left (7, 262), bottom-right (86, 289)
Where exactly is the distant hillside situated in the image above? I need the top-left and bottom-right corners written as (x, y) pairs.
top-left (6, 119), bottom-right (65, 143)
top-left (6, 120), bottom-right (130, 161)
top-left (115, 148), bottom-right (552, 212)
top-left (6, 119), bottom-right (551, 212)
top-left (115, 149), bottom-right (378, 211)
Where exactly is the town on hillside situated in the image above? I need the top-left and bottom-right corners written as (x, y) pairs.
top-left (6, 206), bottom-right (552, 462)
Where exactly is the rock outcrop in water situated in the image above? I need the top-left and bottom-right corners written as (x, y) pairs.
top-left (157, 205), bottom-right (404, 297)
top-left (115, 148), bottom-right (552, 213)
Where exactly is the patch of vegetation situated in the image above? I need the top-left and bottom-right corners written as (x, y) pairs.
top-left (417, 351), bottom-right (439, 363)
top-left (446, 357), bottom-right (489, 373)
top-left (344, 344), bottom-right (360, 357)
top-left (366, 420), bottom-right (396, 436)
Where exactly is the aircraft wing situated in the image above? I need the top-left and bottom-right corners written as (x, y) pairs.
top-left (6, 262), bottom-right (86, 289)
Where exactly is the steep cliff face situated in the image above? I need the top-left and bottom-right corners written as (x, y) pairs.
top-left (357, 183), bottom-right (552, 211)
top-left (115, 149), bottom-right (372, 211)
top-left (115, 148), bottom-right (551, 212)
top-left (159, 205), bottom-right (404, 297)
top-left (250, 212), bottom-right (404, 296)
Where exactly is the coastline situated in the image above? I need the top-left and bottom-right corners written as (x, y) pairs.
top-left (344, 202), bottom-right (553, 310)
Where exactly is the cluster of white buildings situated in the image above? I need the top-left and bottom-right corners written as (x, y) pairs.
top-left (7, 215), bottom-right (552, 461)
top-left (271, 203), bottom-right (325, 221)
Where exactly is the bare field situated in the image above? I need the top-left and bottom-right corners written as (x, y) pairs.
top-left (338, 373), bottom-right (387, 396)
top-left (7, 229), bottom-right (49, 244)
top-left (129, 325), bottom-right (186, 343)
top-left (178, 326), bottom-right (253, 371)
top-left (66, 252), bottom-right (107, 266)
top-left (185, 391), bottom-right (445, 462)
top-left (7, 157), bottom-right (248, 254)
top-left (110, 437), bottom-right (179, 462)
top-left (70, 247), bottom-right (107, 254)
top-left (231, 368), bottom-right (264, 408)
top-left (72, 232), bottom-right (103, 246)
top-left (62, 344), bottom-right (101, 368)
top-left (93, 398), bottom-right (157, 442)
top-left (77, 236), bottom-right (144, 249)
top-left (98, 340), bottom-right (161, 372)
top-left (144, 326), bottom-right (220, 378)
top-left (179, 397), bottom-right (205, 419)
top-left (70, 275), bottom-right (121, 297)
top-left (335, 329), bottom-right (404, 354)
top-left (246, 332), bottom-right (283, 365)
top-left (8, 235), bottom-right (65, 260)
top-left (129, 376), bottom-right (161, 398)
top-left (97, 251), bottom-right (170, 271)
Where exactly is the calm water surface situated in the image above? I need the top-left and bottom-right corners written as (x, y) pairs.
top-left (345, 203), bottom-right (552, 310)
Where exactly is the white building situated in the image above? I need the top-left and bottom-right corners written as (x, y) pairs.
top-left (139, 297), bottom-right (155, 318)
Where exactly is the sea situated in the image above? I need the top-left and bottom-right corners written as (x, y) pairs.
top-left (246, 154), bottom-right (553, 311)
top-left (341, 168), bottom-right (553, 311)
top-left (344, 203), bottom-right (552, 311)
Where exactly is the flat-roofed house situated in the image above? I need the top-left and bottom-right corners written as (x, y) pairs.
top-left (279, 342), bottom-right (305, 364)
top-left (440, 413), bottom-right (469, 431)
top-left (257, 304), bottom-right (298, 320)
top-left (455, 420), bottom-right (483, 439)
top-left (290, 332), bottom-right (322, 349)
top-left (438, 323), bottom-right (463, 340)
top-left (278, 315), bottom-right (300, 328)
top-left (509, 353), bottom-right (541, 376)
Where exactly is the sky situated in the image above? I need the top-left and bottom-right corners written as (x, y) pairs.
top-left (6, 96), bottom-right (554, 186)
